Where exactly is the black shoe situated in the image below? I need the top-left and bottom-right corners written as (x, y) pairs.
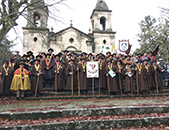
top-left (16, 97), bottom-right (19, 100)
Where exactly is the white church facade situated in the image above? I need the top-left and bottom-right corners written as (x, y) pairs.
top-left (23, 0), bottom-right (116, 54)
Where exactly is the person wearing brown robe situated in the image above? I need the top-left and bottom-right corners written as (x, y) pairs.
top-left (30, 59), bottom-right (44, 97)
top-left (95, 57), bottom-right (106, 92)
top-left (87, 53), bottom-right (94, 62)
top-left (52, 60), bottom-right (65, 92)
top-left (71, 52), bottom-right (79, 65)
top-left (151, 60), bottom-right (163, 90)
top-left (65, 59), bottom-right (77, 91)
top-left (0, 61), bottom-right (13, 97)
top-left (142, 58), bottom-right (155, 92)
top-left (9, 51), bottom-right (21, 69)
top-left (65, 53), bottom-right (72, 68)
top-left (105, 60), bottom-right (119, 94)
top-left (77, 58), bottom-right (89, 93)
top-left (122, 63), bottom-right (135, 94)
top-left (135, 59), bottom-right (149, 93)
top-left (116, 60), bottom-right (123, 94)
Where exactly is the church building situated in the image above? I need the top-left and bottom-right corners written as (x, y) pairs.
top-left (23, 0), bottom-right (116, 54)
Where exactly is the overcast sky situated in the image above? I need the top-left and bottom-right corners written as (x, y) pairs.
top-left (8, 0), bottom-right (169, 54)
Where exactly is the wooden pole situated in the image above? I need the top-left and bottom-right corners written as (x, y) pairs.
top-left (34, 76), bottom-right (40, 97)
top-left (130, 77), bottom-right (133, 97)
top-left (55, 70), bottom-right (57, 96)
top-left (119, 74), bottom-right (123, 95)
top-left (147, 77), bottom-right (152, 94)
top-left (92, 78), bottom-right (94, 99)
top-left (71, 66), bottom-right (74, 96)
top-left (136, 71), bottom-right (139, 95)
top-left (0, 67), bottom-right (2, 82)
top-left (99, 70), bottom-right (101, 95)
top-left (155, 70), bottom-right (159, 94)
top-left (107, 75), bottom-right (110, 95)
top-left (77, 68), bottom-right (80, 96)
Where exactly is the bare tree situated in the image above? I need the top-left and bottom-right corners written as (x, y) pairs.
top-left (0, 0), bottom-right (67, 44)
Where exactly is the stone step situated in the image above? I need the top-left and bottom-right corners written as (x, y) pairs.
top-left (39, 90), bottom-right (169, 96)
top-left (16, 93), bottom-right (169, 101)
top-left (0, 105), bottom-right (168, 120)
top-left (1, 117), bottom-right (169, 130)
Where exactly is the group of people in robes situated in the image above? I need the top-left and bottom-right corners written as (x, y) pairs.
top-left (0, 48), bottom-right (168, 99)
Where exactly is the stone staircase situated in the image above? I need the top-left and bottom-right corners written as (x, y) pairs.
top-left (18, 85), bottom-right (169, 101)
top-left (1, 105), bottom-right (169, 129)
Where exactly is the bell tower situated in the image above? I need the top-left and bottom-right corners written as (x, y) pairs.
top-left (26, 0), bottom-right (48, 28)
top-left (91, 0), bottom-right (116, 54)
top-left (23, 0), bottom-right (49, 55)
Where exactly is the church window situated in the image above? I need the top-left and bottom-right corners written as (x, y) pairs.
top-left (92, 20), bottom-right (94, 31)
top-left (100, 17), bottom-right (106, 31)
top-left (69, 38), bottom-right (74, 43)
top-left (34, 12), bottom-right (41, 27)
top-left (103, 39), bottom-right (106, 44)
top-left (34, 37), bottom-right (38, 42)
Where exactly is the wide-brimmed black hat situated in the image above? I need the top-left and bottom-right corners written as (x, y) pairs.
top-left (58, 52), bottom-right (63, 57)
top-left (98, 56), bottom-right (103, 60)
top-left (68, 59), bottom-right (74, 62)
top-left (36, 55), bottom-right (42, 59)
top-left (22, 54), bottom-right (28, 58)
top-left (48, 48), bottom-right (54, 52)
top-left (82, 52), bottom-right (87, 55)
top-left (41, 52), bottom-right (46, 55)
top-left (106, 52), bottom-right (111, 55)
top-left (63, 50), bottom-right (69, 53)
top-left (27, 51), bottom-right (33, 55)
top-left (112, 53), bottom-right (116, 56)
top-left (17, 61), bottom-right (26, 66)
top-left (67, 53), bottom-right (72, 56)
top-left (88, 53), bottom-right (93, 56)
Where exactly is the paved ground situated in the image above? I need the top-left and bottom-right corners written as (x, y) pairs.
top-left (1, 97), bottom-right (169, 112)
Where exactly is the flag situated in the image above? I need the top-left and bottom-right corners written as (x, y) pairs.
top-left (101, 45), bottom-right (112, 55)
top-left (111, 45), bottom-right (114, 53)
top-left (152, 44), bottom-right (160, 56)
top-left (125, 44), bottom-right (132, 55)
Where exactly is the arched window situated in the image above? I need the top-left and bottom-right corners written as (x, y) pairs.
top-left (34, 12), bottom-right (40, 27)
top-left (100, 17), bottom-right (106, 31)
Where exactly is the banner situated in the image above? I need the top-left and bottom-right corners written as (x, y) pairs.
top-left (86, 62), bottom-right (99, 78)
top-left (101, 45), bottom-right (114, 55)
top-left (119, 40), bottom-right (129, 52)
top-left (152, 43), bottom-right (160, 56)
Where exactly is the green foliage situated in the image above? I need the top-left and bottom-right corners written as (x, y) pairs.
top-left (135, 14), bottom-right (169, 63)
top-left (0, 38), bottom-right (14, 65)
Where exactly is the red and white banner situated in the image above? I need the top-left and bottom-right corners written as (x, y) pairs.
top-left (119, 40), bottom-right (129, 52)
top-left (86, 62), bottom-right (99, 78)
